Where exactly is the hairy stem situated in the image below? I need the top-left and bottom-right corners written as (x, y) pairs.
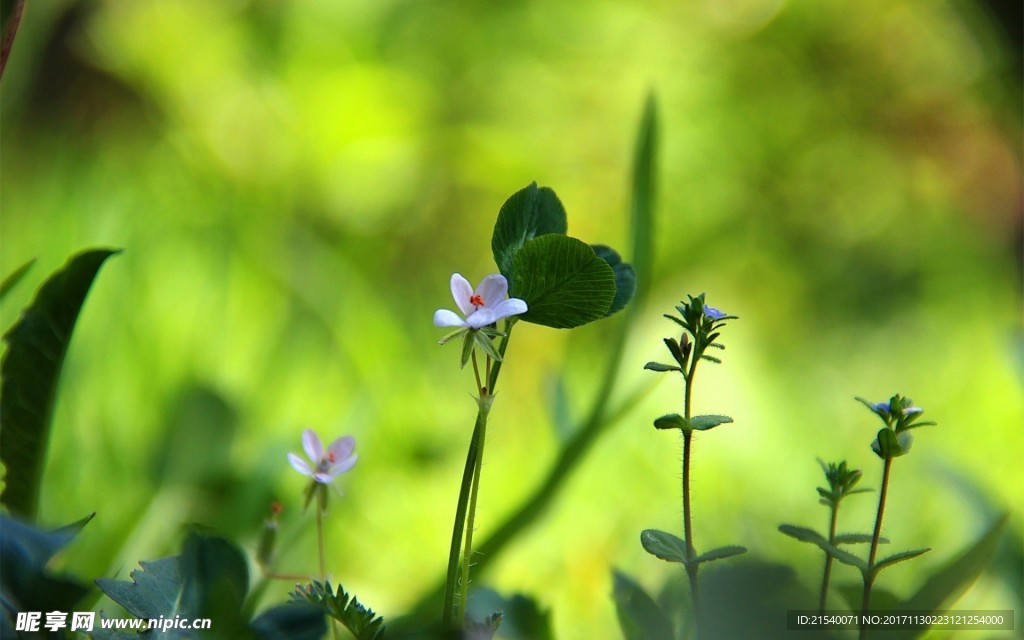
top-left (820, 504), bottom-right (840, 613)
top-left (859, 457), bottom-right (893, 640)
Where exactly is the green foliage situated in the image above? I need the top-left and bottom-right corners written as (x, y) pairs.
top-left (0, 258), bottom-right (34, 300)
top-left (651, 413), bottom-right (732, 433)
top-left (490, 182), bottom-right (568, 282)
top-left (591, 245), bottom-right (637, 317)
top-left (467, 589), bottom-right (553, 640)
top-left (94, 532), bottom-right (324, 640)
top-left (611, 570), bottom-right (674, 640)
top-left (510, 234), bottom-right (616, 329)
top-left (0, 249), bottom-right (119, 520)
top-left (640, 529), bottom-right (690, 564)
top-left (489, 182), bottom-right (635, 329)
top-left (292, 580), bottom-right (385, 640)
top-left (0, 513), bottom-right (93, 635)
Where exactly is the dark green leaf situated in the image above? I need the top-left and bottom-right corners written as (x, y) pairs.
top-left (643, 362), bottom-right (680, 373)
top-left (0, 513), bottom-right (92, 621)
top-left (652, 413), bottom-right (688, 431)
top-left (491, 182), bottom-right (568, 281)
top-left (611, 569), bottom-right (674, 640)
top-left (511, 234), bottom-right (615, 329)
top-left (640, 528), bottom-right (689, 564)
top-left (0, 258), bottom-right (34, 301)
top-left (822, 543), bottom-right (869, 573)
top-left (292, 580), bottom-right (385, 640)
top-left (901, 514), bottom-right (1008, 613)
top-left (1, 248), bottom-right (119, 519)
top-left (872, 548), bottom-right (930, 575)
top-left (466, 588), bottom-right (553, 640)
top-left (592, 244), bottom-right (636, 317)
top-left (778, 524), bottom-right (827, 546)
top-left (251, 602), bottom-right (326, 640)
top-left (693, 545), bottom-right (747, 564)
top-left (689, 414), bottom-right (733, 431)
top-left (96, 556), bottom-right (187, 621)
top-left (629, 93), bottom-right (657, 301)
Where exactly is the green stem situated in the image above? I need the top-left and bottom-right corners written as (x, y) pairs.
top-left (682, 356), bottom-right (701, 636)
top-left (859, 457), bottom-right (893, 640)
top-left (441, 321), bottom-right (514, 627)
top-left (457, 409), bottom-right (489, 621)
top-left (316, 492), bottom-right (340, 640)
top-left (819, 503), bottom-right (839, 613)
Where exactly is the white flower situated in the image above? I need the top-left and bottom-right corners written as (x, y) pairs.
top-left (288, 429), bottom-right (357, 484)
top-left (433, 273), bottom-right (527, 329)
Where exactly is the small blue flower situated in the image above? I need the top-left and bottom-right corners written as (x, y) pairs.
top-left (703, 305), bottom-right (727, 321)
top-left (872, 402), bottom-right (890, 415)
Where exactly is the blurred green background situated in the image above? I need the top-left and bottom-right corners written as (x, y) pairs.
top-left (1, 0), bottom-right (1021, 638)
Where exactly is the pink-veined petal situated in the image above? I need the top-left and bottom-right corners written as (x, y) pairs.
top-left (450, 273), bottom-right (475, 316)
top-left (288, 453), bottom-right (312, 476)
top-left (327, 436), bottom-right (355, 462)
top-left (329, 453), bottom-right (358, 476)
top-left (466, 307), bottom-right (498, 329)
top-left (302, 429), bottom-right (322, 463)
top-left (490, 297), bottom-right (527, 321)
top-left (475, 274), bottom-right (509, 309)
top-left (434, 309), bottom-right (467, 327)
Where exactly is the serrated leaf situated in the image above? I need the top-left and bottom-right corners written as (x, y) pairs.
top-left (1, 248), bottom-right (119, 519)
top-left (640, 529), bottom-right (690, 564)
top-left (778, 525), bottom-right (828, 546)
top-left (692, 545), bottom-right (747, 564)
top-left (822, 543), bottom-right (869, 573)
top-left (652, 413), bottom-right (688, 431)
top-left (292, 581), bottom-right (385, 640)
top-left (611, 569), bottom-right (674, 640)
top-left (491, 182), bottom-right (568, 281)
top-left (592, 244), bottom-right (636, 317)
top-left (689, 415), bottom-right (733, 431)
top-left (0, 258), bottom-right (35, 300)
top-left (872, 548), bottom-right (930, 575)
top-left (643, 362), bottom-right (680, 373)
top-left (511, 235), bottom-right (615, 329)
top-left (95, 532), bottom-right (258, 637)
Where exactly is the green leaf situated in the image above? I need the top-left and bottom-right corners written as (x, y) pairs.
top-left (629, 93), bottom-right (657, 301)
top-left (901, 514), bottom-right (1008, 613)
top-left (292, 580), bottom-right (385, 640)
top-left (491, 182), bottom-right (568, 281)
top-left (693, 546), bottom-right (747, 564)
top-left (0, 257), bottom-right (34, 301)
top-left (643, 362), bottom-right (680, 373)
top-left (466, 588), bottom-right (553, 640)
top-left (822, 543), bottom-right (869, 573)
top-left (251, 602), bottom-right (328, 640)
top-left (592, 244), bottom-right (637, 317)
top-left (0, 248), bottom-right (119, 519)
top-left (652, 413), bottom-right (688, 431)
top-left (511, 234), bottom-right (615, 329)
top-left (640, 528), bottom-right (690, 564)
top-left (778, 524), bottom-right (828, 546)
top-left (689, 414), bottom-right (733, 431)
top-left (834, 533), bottom-right (887, 545)
top-left (473, 330), bottom-right (503, 362)
top-left (95, 532), bottom-right (283, 639)
top-left (0, 513), bottom-right (93, 625)
top-left (611, 569), bottom-right (674, 640)
top-left (872, 548), bottom-right (930, 575)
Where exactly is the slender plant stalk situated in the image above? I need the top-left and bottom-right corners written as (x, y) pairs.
top-left (819, 503), bottom-right (840, 613)
top-left (457, 400), bottom-right (489, 621)
top-left (316, 497), bottom-right (341, 640)
top-left (442, 322), bottom-right (515, 627)
top-left (681, 353), bottom-right (702, 636)
top-left (859, 458), bottom-right (893, 640)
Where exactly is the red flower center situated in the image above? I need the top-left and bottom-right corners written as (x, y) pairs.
top-left (469, 294), bottom-right (485, 308)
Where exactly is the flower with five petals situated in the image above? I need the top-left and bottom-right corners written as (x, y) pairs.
top-left (433, 273), bottom-right (527, 330)
top-left (288, 428), bottom-right (357, 485)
